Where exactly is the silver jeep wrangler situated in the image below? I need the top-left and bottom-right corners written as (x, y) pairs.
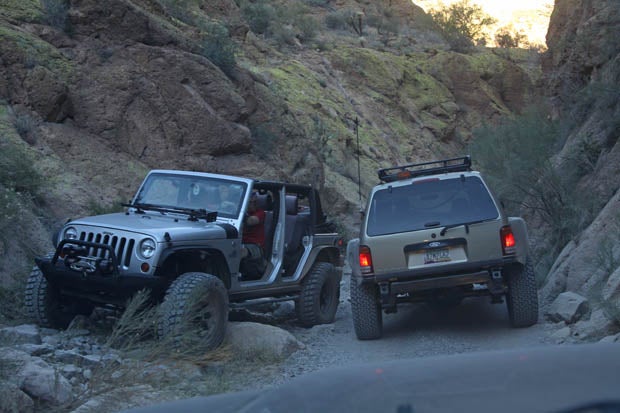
top-left (26, 170), bottom-right (342, 350)
top-left (345, 156), bottom-right (538, 340)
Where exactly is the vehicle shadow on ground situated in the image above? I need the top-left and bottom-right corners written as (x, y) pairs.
top-left (381, 297), bottom-right (514, 338)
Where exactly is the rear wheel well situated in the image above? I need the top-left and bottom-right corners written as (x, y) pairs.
top-left (157, 248), bottom-right (231, 291)
top-left (315, 247), bottom-right (340, 267)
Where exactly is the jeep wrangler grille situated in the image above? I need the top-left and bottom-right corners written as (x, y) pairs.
top-left (78, 231), bottom-right (136, 268)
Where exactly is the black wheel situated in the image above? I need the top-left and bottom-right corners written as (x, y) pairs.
top-left (24, 266), bottom-right (74, 329)
top-left (505, 258), bottom-right (539, 327)
top-left (350, 278), bottom-right (383, 340)
top-left (158, 272), bottom-right (228, 352)
top-left (296, 262), bottom-right (340, 326)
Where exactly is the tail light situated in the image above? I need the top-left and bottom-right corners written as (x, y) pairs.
top-left (500, 226), bottom-right (516, 255)
top-left (359, 245), bottom-right (374, 275)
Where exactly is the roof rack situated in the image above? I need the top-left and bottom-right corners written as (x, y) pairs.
top-left (377, 156), bottom-right (472, 183)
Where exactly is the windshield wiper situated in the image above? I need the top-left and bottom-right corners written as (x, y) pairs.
top-left (122, 202), bottom-right (160, 214)
top-left (439, 219), bottom-right (487, 236)
top-left (122, 203), bottom-right (217, 222)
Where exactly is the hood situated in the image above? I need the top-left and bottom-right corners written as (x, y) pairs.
top-left (66, 211), bottom-right (233, 242)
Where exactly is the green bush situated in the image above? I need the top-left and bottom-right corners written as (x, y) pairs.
top-left (240, 0), bottom-right (275, 34)
top-left (325, 10), bottom-right (348, 31)
top-left (0, 139), bottom-right (42, 196)
top-left (470, 107), bottom-right (588, 253)
top-left (40, 0), bottom-right (69, 31)
top-left (250, 124), bottom-right (278, 158)
top-left (495, 25), bottom-right (529, 48)
top-left (11, 111), bottom-right (38, 144)
top-left (201, 22), bottom-right (236, 77)
top-left (157, 0), bottom-right (200, 25)
top-left (429, 0), bottom-right (496, 51)
top-left (295, 15), bottom-right (318, 43)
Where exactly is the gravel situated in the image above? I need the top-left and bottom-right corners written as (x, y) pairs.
top-left (246, 277), bottom-right (554, 389)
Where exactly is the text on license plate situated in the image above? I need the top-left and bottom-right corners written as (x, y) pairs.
top-left (424, 248), bottom-right (451, 264)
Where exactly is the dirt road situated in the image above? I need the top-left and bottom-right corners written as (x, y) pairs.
top-left (262, 277), bottom-right (553, 386)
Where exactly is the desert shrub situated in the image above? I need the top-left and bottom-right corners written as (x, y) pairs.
top-left (495, 25), bottom-right (529, 48)
top-left (157, 0), bottom-right (200, 25)
top-left (10, 110), bottom-right (38, 144)
top-left (0, 139), bottom-right (42, 196)
top-left (106, 290), bottom-right (232, 362)
top-left (271, 25), bottom-right (297, 47)
top-left (295, 14), bottom-right (318, 43)
top-left (429, 0), bottom-right (496, 52)
top-left (201, 22), bottom-right (236, 77)
top-left (40, 0), bottom-right (69, 31)
top-left (325, 10), bottom-right (348, 30)
top-left (470, 107), bottom-right (591, 254)
top-left (0, 275), bottom-right (28, 324)
top-left (302, 0), bottom-right (329, 6)
top-left (240, 0), bottom-right (275, 34)
top-left (250, 124), bottom-right (278, 158)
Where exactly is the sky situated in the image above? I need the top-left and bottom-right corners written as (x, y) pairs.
top-left (414, 0), bottom-right (554, 46)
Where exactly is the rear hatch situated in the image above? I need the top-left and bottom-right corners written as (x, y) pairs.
top-left (363, 173), bottom-right (504, 276)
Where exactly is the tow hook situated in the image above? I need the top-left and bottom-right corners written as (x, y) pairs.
top-left (379, 283), bottom-right (397, 312)
top-left (489, 269), bottom-right (505, 303)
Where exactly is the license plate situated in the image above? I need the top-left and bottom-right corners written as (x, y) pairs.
top-left (424, 248), bottom-right (451, 264)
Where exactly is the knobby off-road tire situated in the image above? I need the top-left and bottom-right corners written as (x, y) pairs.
top-left (506, 258), bottom-right (539, 328)
top-left (296, 262), bottom-right (340, 327)
top-left (158, 272), bottom-right (228, 352)
top-left (24, 266), bottom-right (74, 329)
top-left (350, 278), bottom-right (383, 340)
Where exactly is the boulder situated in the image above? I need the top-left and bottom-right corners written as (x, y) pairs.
top-left (0, 382), bottom-right (34, 413)
top-left (571, 309), bottom-right (618, 341)
top-left (69, 385), bottom-right (163, 413)
top-left (549, 326), bottom-right (572, 344)
top-left (546, 292), bottom-right (590, 324)
top-left (602, 266), bottom-right (620, 302)
top-left (17, 356), bottom-right (73, 405)
top-left (225, 322), bottom-right (304, 360)
top-left (598, 332), bottom-right (620, 343)
top-left (0, 324), bottom-right (42, 345)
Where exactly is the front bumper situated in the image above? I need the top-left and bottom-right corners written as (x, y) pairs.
top-left (36, 254), bottom-right (166, 306)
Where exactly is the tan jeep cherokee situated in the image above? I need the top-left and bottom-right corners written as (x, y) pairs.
top-left (345, 156), bottom-right (538, 340)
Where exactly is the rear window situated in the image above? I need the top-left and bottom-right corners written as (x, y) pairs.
top-left (366, 176), bottom-right (499, 236)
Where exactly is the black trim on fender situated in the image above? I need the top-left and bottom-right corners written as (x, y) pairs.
top-left (216, 223), bottom-right (239, 239)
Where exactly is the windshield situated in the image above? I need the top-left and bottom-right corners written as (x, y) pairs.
top-left (133, 173), bottom-right (247, 219)
top-left (366, 176), bottom-right (499, 236)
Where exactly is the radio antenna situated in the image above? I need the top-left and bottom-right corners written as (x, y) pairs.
top-left (354, 117), bottom-right (362, 210)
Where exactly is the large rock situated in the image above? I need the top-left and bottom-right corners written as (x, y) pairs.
top-left (0, 348), bottom-right (73, 405)
top-left (69, 385), bottom-right (164, 413)
top-left (546, 291), bottom-right (590, 323)
top-left (0, 324), bottom-right (42, 345)
top-left (544, 0), bottom-right (620, 96)
top-left (225, 322), bottom-right (304, 360)
top-left (602, 266), bottom-right (620, 302)
top-left (0, 382), bottom-right (34, 413)
top-left (571, 309), bottom-right (618, 341)
top-left (18, 356), bottom-right (74, 405)
top-left (541, 189), bottom-right (620, 305)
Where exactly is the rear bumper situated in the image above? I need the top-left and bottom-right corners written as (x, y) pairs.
top-left (357, 257), bottom-right (519, 309)
top-left (390, 270), bottom-right (491, 294)
top-left (361, 256), bottom-right (518, 284)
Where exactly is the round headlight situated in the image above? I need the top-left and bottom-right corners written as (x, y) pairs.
top-left (139, 238), bottom-right (156, 259)
top-left (64, 227), bottom-right (78, 240)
